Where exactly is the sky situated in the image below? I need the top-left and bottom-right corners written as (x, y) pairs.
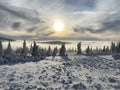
top-left (0, 0), bottom-right (120, 41)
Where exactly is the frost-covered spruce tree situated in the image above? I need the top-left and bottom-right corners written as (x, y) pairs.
top-left (59, 43), bottom-right (66, 56)
top-left (41, 48), bottom-right (46, 56)
top-left (22, 40), bottom-right (27, 56)
top-left (55, 47), bottom-right (58, 54)
top-left (86, 46), bottom-right (90, 55)
top-left (103, 46), bottom-right (106, 53)
top-left (95, 47), bottom-right (99, 54)
top-left (15, 47), bottom-right (22, 55)
top-left (40, 47), bottom-right (45, 56)
top-left (116, 42), bottom-right (120, 53)
top-left (52, 47), bottom-right (58, 57)
top-left (106, 46), bottom-right (110, 53)
top-left (5, 41), bottom-right (12, 54)
top-left (102, 46), bottom-right (110, 54)
top-left (46, 46), bottom-right (52, 56)
top-left (4, 42), bottom-right (15, 63)
top-left (0, 40), bottom-right (3, 57)
top-left (90, 47), bottom-right (93, 54)
top-left (32, 41), bottom-right (38, 56)
top-left (77, 42), bottom-right (82, 55)
top-left (111, 42), bottom-right (116, 53)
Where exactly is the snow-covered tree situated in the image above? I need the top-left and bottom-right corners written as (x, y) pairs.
top-left (77, 42), bottom-right (82, 55)
top-left (106, 46), bottom-right (110, 53)
top-left (15, 47), bottom-right (22, 55)
top-left (90, 47), bottom-right (93, 54)
top-left (111, 42), bottom-right (116, 52)
top-left (116, 42), bottom-right (120, 53)
top-left (52, 47), bottom-right (58, 57)
top-left (0, 40), bottom-right (3, 57)
top-left (32, 41), bottom-right (38, 56)
top-left (103, 46), bottom-right (106, 53)
top-left (59, 43), bottom-right (66, 56)
top-left (37, 47), bottom-right (42, 56)
top-left (86, 46), bottom-right (90, 55)
top-left (22, 40), bottom-right (28, 56)
top-left (101, 46), bottom-right (110, 54)
top-left (5, 41), bottom-right (12, 54)
top-left (46, 46), bottom-right (52, 56)
top-left (41, 48), bottom-right (46, 56)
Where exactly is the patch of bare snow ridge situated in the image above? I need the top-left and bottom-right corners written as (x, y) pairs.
top-left (0, 55), bottom-right (120, 90)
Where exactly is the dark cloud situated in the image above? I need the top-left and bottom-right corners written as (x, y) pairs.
top-left (101, 20), bottom-right (120, 32)
top-left (74, 18), bottom-right (120, 34)
top-left (64, 0), bottom-right (96, 11)
top-left (12, 22), bottom-right (21, 29)
top-left (43, 32), bottom-right (54, 36)
top-left (73, 26), bottom-right (94, 33)
top-left (27, 27), bottom-right (37, 32)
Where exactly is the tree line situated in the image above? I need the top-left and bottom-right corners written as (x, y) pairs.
top-left (0, 40), bottom-right (67, 57)
top-left (0, 41), bottom-right (120, 57)
top-left (0, 40), bottom-right (120, 64)
top-left (77, 42), bottom-right (120, 55)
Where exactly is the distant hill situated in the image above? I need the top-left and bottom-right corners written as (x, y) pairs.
top-left (0, 37), bottom-right (15, 41)
top-left (38, 41), bottom-right (71, 45)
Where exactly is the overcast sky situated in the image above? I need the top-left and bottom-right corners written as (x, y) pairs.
top-left (0, 0), bottom-right (120, 40)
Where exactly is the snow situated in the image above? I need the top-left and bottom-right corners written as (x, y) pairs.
top-left (0, 55), bottom-right (120, 90)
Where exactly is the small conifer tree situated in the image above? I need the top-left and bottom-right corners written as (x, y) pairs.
top-left (59, 43), bottom-right (66, 56)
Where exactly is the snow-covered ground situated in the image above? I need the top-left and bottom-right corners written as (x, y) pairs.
top-left (0, 55), bottom-right (120, 90)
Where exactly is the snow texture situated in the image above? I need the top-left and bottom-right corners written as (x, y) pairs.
top-left (0, 55), bottom-right (120, 90)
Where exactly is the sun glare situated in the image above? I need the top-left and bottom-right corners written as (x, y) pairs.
top-left (54, 21), bottom-right (64, 32)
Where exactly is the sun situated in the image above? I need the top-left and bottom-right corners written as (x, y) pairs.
top-left (53, 21), bottom-right (64, 32)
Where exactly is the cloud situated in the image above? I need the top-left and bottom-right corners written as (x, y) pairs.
top-left (0, 33), bottom-right (35, 40)
top-left (0, 3), bottom-right (42, 30)
top-left (73, 0), bottom-right (120, 40)
top-left (64, 0), bottom-right (96, 11)
top-left (12, 22), bottom-right (21, 29)
top-left (0, 4), bottom-right (40, 22)
top-left (43, 32), bottom-right (54, 36)
top-left (0, 1), bottom-right (53, 39)
top-left (27, 27), bottom-right (37, 32)
top-left (0, 0), bottom-right (119, 40)
top-left (73, 12), bottom-right (120, 34)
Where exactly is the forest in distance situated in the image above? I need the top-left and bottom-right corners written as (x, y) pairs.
top-left (0, 40), bottom-right (120, 65)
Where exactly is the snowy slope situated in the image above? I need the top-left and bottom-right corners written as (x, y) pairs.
top-left (0, 55), bottom-right (120, 90)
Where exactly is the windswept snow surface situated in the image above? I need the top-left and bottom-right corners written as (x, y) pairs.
top-left (0, 55), bottom-right (120, 90)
